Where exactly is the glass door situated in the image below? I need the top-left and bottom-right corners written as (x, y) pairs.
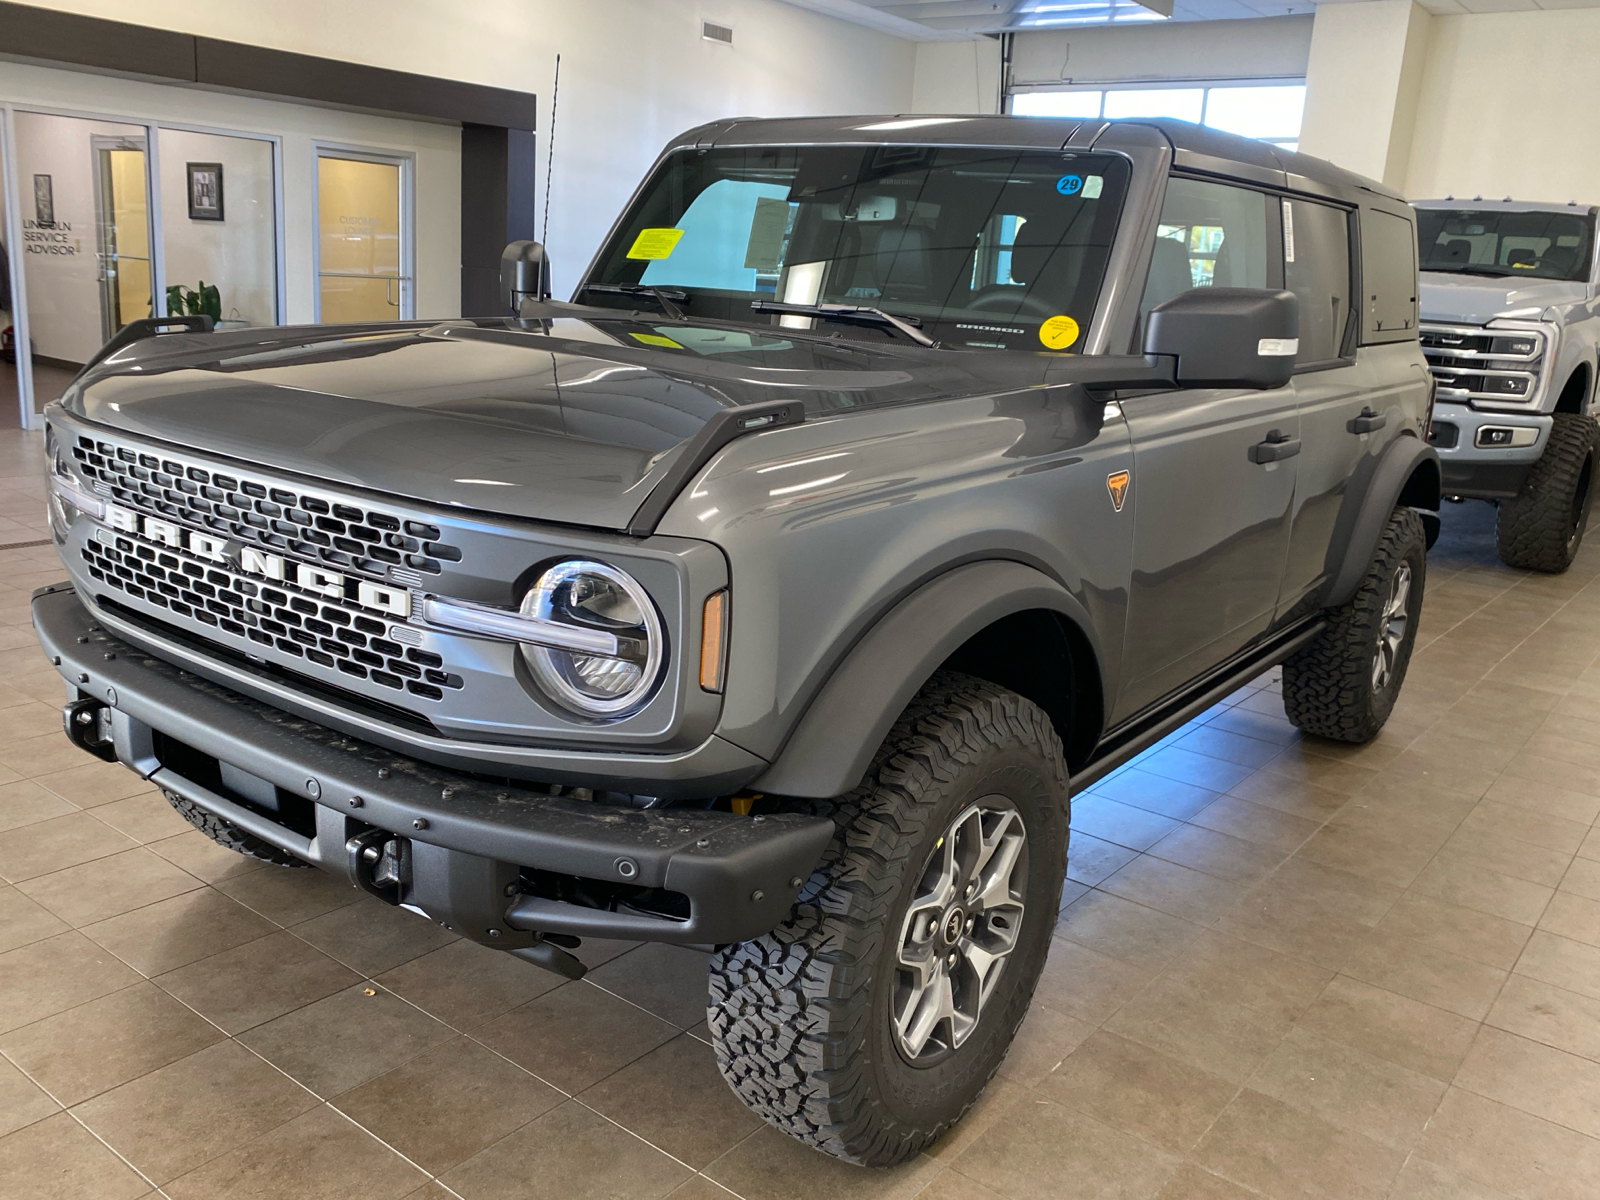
top-left (315, 149), bottom-right (410, 322)
top-left (92, 134), bottom-right (152, 341)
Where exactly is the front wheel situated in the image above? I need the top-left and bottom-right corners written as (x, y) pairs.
top-left (1496, 412), bottom-right (1600, 573)
top-left (1282, 505), bottom-right (1426, 743)
top-left (708, 673), bottom-right (1070, 1166)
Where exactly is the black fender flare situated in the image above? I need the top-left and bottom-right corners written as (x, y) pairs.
top-left (1319, 434), bottom-right (1440, 610)
top-left (749, 560), bottom-right (1104, 799)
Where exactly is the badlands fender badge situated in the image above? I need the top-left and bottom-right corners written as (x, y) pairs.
top-left (1106, 470), bottom-right (1130, 513)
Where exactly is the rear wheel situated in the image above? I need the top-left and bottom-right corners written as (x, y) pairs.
top-left (1496, 412), bottom-right (1600, 573)
top-left (708, 673), bottom-right (1069, 1166)
top-left (163, 790), bottom-right (310, 867)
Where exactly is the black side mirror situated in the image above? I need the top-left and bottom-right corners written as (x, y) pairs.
top-left (1145, 287), bottom-right (1299, 390)
top-left (501, 241), bottom-right (552, 313)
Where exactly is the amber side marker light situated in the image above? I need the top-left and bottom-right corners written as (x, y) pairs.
top-left (700, 590), bottom-right (728, 693)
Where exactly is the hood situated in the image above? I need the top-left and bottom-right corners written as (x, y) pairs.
top-left (1419, 272), bottom-right (1588, 326)
top-left (63, 317), bottom-right (1023, 531)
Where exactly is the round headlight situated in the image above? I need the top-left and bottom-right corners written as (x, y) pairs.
top-left (519, 560), bottom-right (666, 717)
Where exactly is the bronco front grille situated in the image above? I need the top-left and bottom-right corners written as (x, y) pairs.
top-left (1420, 323), bottom-right (1545, 408)
top-left (69, 435), bottom-right (463, 584)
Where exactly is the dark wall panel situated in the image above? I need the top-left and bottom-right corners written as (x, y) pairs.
top-left (0, 2), bottom-right (195, 81)
top-left (460, 124), bottom-right (539, 316)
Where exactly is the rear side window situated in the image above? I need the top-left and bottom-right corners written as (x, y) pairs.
top-left (1283, 198), bottom-right (1353, 364)
top-left (1140, 176), bottom-right (1273, 330)
top-left (1361, 208), bottom-right (1418, 343)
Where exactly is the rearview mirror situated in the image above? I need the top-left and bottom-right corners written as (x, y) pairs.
top-left (1144, 288), bottom-right (1299, 390)
top-left (501, 241), bottom-right (552, 313)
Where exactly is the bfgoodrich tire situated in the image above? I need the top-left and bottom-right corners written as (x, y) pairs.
top-left (163, 790), bottom-right (310, 867)
top-left (1496, 412), bottom-right (1600, 573)
top-left (1282, 506), bottom-right (1426, 743)
top-left (708, 672), bottom-right (1070, 1167)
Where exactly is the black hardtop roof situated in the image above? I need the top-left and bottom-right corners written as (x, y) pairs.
top-left (667, 114), bottom-right (1402, 206)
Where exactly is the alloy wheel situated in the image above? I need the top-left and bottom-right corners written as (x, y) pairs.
top-left (1372, 560), bottom-right (1412, 692)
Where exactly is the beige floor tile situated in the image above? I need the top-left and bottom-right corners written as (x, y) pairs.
top-left (925, 1079), bottom-right (1032, 1163)
top-left (0, 781), bottom-right (76, 833)
top-left (375, 938), bottom-right (565, 1029)
top-left (1056, 889), bottom-right (1204, 969)
top-left (87, 793), bottom-right (193, 844)
top-left (1296, 975), bottom-right (1479, 1081)
top-left (80, 887), bottom-right (276, 976)
top-left (1456, 797), bottom-right (1593, 855)
top-left (1157, 929), bottom-right (1333, 1023)
top-left (579, 1032), bottom-right (763, 1170)
top-left (442, 1100), bottom-right (692, 1200)
top-left (164, 1103), bottom-right (427, 1200)
top-left (1188, 794), bottom-right (1324, 854)
top-left (0, 811), bottom-right (139, 884)
top-left (1386, 1155), bottom-right (1517, 1200)
top-left (290, 896), bottom-right (458, 977)
top-left (72, 1040), bottom-right (319, 1184)
top-left (1104, 972), bottom-right (1292, 1084)
top-left (1339, 927), bottom-right (1509, 1021)
top-left (0, 1054), bottom-right (58, 1139)
top-left (0, 980), bottom-right (222, 1106)
top-left (0, 931), bottom-right (142, 1035)
top-left (0, 884), bottom-right (70, 955)
top-left (914, 1169), bottom-right (1012, 1200)
top-left (214, 862), bottom-right (361, 925)
top-left (1410, 851), bottom-right (1555, 926)
top-left (1293, 824), bottom-right (1436, 887)
top-left (1538, 889), bottom-right (1600, 947)
top-left (1133, 744), bottom-right (1257, 793)
top-left (949, 1097), bottom-right (1180, 1200)
top-left (18, 847), bottom-right (203, 928)
top-left (1192, 1087), bottom-right (1406, 1200)
top-left (1441, 826), bottom-right (1574, 888)
top-left (1416, 1087), bottom-right (1600, 1200)
top-left (1090, 768), bottom-right (1219, 821)
top-left (155, 930), bottom-right (361, 1034)
top-left (1069, 794), bottom-right (1183, 852)
top-left (1064, 831), bottom-right (1139, 886)
top-left (1146, 822), bottom-right (1288, 883)
top-left (1244, 1025), bottom-right (1446, 1151)
top-left (1038, 1029), bottom-right (1236, 1153)
top-left (1032, 934), bottom-right (1156, 1025)
top-left (1175, 724), bottom-right (1284, 769)
top-left (334, 1035), bottom-right (562, 1175)
top-left (1485, 973), bottom-right (1600, 1063)
top-left (0, 734), bottom-right (101, 782)
top-left (587, 942), bottom-right (713, 1030)
top-left (1373, 893), bottom-right (1533, 971)
top-left (0, 1110), bottom-right (151, 1200)
top-left (1562, 855), bottom-right (1600, 900)
top-left (1500, 750), bottom-right (1600, 800)
top-left (1481, 774), bottom-right (1600, 825)
top-left (146, 829), bottom-right (270, 885)
top-left (1454, 1025), bottom-right (1600, 1139)
top-left (1513, 929), bottom-right (1600, 1000)
top-left (1098, 853), bottom-right (1248, 923)
top-left (991, 997), bottom-right (1095, 1087)
top-left (29, 760), bottom-right (153, 809)
top-left (1260, 745), bottom-right (1382, 796)
top-left (475, 980), bottom-right (680, 1094)
top-left (239, 983), bottom-right (455, 1098)
top-left (1150, 1162), bottom-right (1262, 1200)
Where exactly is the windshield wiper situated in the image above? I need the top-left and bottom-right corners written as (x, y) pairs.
top-left (583, 283), bottom-right (688, 320)
top-left (750, 300), bottom-right (939, 348)
top-left (1426, 265), bottom-right (1515, 279)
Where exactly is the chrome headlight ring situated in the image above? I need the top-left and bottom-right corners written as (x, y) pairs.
top-left (518, 559), bottom-right (666, 718)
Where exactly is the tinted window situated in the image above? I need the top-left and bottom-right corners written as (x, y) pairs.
top-left (1141, 176), bottom-right (1271, 328)
top-left (1417, 208), bottom-right (1594, 282)
top-left (1283, 198), bottom-right (1352, 364)
top-left (1362, 208), bottom-right (1418, 342)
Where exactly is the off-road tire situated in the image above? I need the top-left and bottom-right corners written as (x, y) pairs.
top-left (162, 790), bottom-right (309, 867)
top-left (1496, 412), bottom-right (1600, 573)
top-left (1283, 506), bottom-right (1426, 743)
top-left (708, 672), bottom-right (1070, 1167)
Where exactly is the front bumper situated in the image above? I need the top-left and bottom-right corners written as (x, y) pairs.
top-left (33, 584), bottom-right (832, 948)
top-left (1428, 404), bottom-right (1552, 499)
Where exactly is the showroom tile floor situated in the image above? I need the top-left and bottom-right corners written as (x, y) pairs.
top-left (1, 422), bottom-right (1600, 1199)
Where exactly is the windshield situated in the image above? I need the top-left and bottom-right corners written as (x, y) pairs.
top-left (1417, 208), bottom-right (1594, 282)
top-left (583, 145), bottom-right (1130, 353)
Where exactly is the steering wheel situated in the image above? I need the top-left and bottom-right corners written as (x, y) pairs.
top-left (968, 286), bottom-right (1060, 322)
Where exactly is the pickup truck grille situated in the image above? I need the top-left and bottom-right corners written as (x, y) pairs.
top-left (1420, 323), bottom-right (1544, 406)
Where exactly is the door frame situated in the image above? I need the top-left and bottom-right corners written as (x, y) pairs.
top-left (89, 131), bottom-right (152, 343)
top-left (311, 143), bottom-right (415, 323)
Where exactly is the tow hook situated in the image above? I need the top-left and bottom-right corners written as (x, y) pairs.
top-left (346, 827), bottom-right (411, 904)
top-left (62, 698), bottom-right (116, 762)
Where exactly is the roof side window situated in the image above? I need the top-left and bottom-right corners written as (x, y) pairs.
top-left (1361, 207), bottom-right (1418, 343)
top-left (1139, 176), bottom-right (1273, 334)
top-left (1283, 197), bottom-right (1353, 365)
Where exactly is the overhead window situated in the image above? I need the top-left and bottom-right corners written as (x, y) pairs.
top-left (1012, 82), bottom-right (1306, 150)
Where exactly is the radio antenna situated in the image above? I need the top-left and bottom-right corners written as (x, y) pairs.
top-left (541, 53), bottom-right (560, 249)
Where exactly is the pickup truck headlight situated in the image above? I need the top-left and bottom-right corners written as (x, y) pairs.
top-left (520, 560), bottom-right (665, 716)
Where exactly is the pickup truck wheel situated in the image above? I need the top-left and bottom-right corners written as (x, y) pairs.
top-left (707, 672), bottom-right (1069, 1167)
top-left (162, 790), bottom-right (310, 868)
top-left (1282, 506), bottom-right (1426, 743)
top-left (1495, 413), bottom-right (1600, 573)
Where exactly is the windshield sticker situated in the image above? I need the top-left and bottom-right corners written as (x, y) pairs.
top-left (1082, 175), bottom-right (1103, 199)
top-left (630, 332), bottom-right (684, 349)
top-left (1056, 175), bottom-right (1083, 196)
top-left (744, 197), bottom-right (791, 271)
top-left (627, 228), bottom-right (685, 260)
top-left (1282, 199), bottom-right (1295, 263)
top-left (1039, 314), bottom-right (1080, 350)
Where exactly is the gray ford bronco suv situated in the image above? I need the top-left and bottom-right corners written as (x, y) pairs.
top-left (34, 115), bottom-right (1439, 1167)
top-left (1415, 199), bottom-right (1600, 571)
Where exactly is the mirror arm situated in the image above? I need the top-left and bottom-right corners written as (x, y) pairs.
top-left (1054, 354), bottom-right (1179, 395)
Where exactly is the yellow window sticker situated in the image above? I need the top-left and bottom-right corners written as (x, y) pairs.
top-left (630, 332), bottom-right (684, 349)
top-left (626, 228), bottom-right (685, 260)
top-left (1039, 314), bottom-right (1080, 350)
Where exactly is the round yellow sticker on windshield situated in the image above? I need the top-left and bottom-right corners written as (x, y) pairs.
top-left (1039, 315), bottom-right (1080, 350)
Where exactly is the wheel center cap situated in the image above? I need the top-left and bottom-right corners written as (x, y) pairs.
top-left (942, 907), bottom-right (965, 945)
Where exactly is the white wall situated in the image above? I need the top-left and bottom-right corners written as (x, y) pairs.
top-left (912, 40), bottom-right (1002, 114)
top-left (13, 1), bottom-right (918, 298)
top-left (1010, 16), bottom-right (1313, 87)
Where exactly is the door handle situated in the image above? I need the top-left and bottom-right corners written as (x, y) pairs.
top-left (1249, 429), bottom-right (1301, 464)
top-left (1348, 407), bottom-right (1388, 434)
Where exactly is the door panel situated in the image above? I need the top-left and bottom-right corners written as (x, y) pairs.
top-left (1115, 389), bottom-right (1300, 718)
top-left (317, 154), bottom-right (407, 322)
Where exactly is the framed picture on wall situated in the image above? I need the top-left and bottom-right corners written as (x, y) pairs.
top-left (187, 162), bottom-right (224, 221)
top-left (33, 174), bottom-right (54, 227)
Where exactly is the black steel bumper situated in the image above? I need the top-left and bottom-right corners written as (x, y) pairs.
top-left (33, 584), bottom-right (833, 949)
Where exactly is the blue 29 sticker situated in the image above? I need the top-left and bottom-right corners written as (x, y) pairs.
top-left (1056, 174), bottom-right (1083, 196)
